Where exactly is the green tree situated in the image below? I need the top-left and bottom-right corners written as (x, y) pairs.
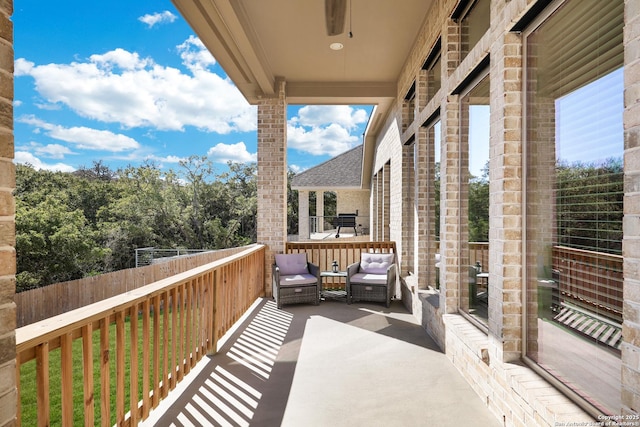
top-left (287, 169), bottom-right (298, 235)
top-left (469, 161), bottom-right (489, 242)
top-left (16, 195), bottom-right (109, 291)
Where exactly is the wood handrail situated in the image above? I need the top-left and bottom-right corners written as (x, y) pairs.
top-left (16, 244), bottom-right (266, 427)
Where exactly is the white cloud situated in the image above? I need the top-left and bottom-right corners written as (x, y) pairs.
top-left (146, 154), bottom-right (186, 165)
top-left (18, 116), bottom-right (140, 152)
top-left (14, 40), bottom-right (256, 134)
top-left (14, 151), bottom-right (75, 172)
top-left (289, 164), bottom-right (306, 174)
top-left (287, 122), bottom-right (359, 156)
top-left (178, 36), bottom-right (216, 72)
top-left (287, 105), bottom-right (367, 156)
top-left (290, 105), bottom-right (368, 130)
top-left (207, 142), bottom-right (257, 164)
top-left (90, 49), bottom-right (151, 70)
top-left (138, 11), bottom-right (177, 28)
top-left (28, 142), bottom-right (75, 159)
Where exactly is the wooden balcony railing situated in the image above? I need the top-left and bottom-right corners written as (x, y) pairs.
top-left (16, 244), bottom-right (265, 427)
top-left (552, 245), bottom-right (623, 323)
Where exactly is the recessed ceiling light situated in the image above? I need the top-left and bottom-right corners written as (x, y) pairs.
top-left (330, 42), bottom-right (344, 50)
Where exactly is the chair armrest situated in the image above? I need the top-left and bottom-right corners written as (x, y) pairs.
top-left (308, 262), bottom-right (320, 279)
top-left (386, 263), bottom-right (397, 287)
top-left (272, 264), bottom-right (280, 295)
top-left (347, 262), bottom-right (360, 278)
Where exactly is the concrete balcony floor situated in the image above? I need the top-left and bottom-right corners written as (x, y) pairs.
top-left (143, 298), bottom-right (501, 427)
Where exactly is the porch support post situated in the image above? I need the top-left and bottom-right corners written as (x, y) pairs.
top-left (298, 190), bottom-right (310, 240)
top-left (401, 141), bottom-right (414, 277)
top-left (0, 1), bottom-right (16, 425)
top-left (257, 78), bottom-right (287, 297)
top-left (439, 18), bottom-right (463, 314)
top-left (488, 31), bottom-right (524, 363)
top-left (414, 126), bottom-right (434, 289)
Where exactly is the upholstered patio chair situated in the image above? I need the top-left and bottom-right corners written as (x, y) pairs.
top-left (346, 252), bottom-right (396, 308)
top-left (272, 253), bottom-right (320, 309)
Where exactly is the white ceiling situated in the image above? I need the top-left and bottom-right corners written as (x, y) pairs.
top-left (172, 0), bottom-right (433, 106)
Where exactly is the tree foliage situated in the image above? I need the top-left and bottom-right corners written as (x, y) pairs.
top-left (14, 159), bottom-right (281, 292)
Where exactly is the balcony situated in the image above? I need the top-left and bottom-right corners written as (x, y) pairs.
top-left (17, 239), bottom-right (621, 426)
top-left (15, 242), bottom-right (500, 426)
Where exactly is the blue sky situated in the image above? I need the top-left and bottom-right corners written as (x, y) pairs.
top-left (13, 1), bottom-right (372, 174)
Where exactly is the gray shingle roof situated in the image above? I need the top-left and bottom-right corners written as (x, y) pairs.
top-left (291, 145), bottom-right (362, 189)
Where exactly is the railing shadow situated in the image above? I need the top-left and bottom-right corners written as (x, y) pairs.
top-left (146, 298), bottom-right (448, 427)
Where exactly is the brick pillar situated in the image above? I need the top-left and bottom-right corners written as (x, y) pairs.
top-left (383, 162), bottom-right (390, 240)
top-left (0, 1), bottom-right (15, 425)
top-left (414, 126), bottom-right (437, 289)
top-left (257, 79), bottom-right (287, 297)
top-left (371, 173), bottom-right (378, 240)
top-left (622, 0), bottom-right (640, 414)
top-left (489, 31), bottom-right (524, 363)
top-left (440, 18), bottom-right (463, 314)
top-left (298, 190), bottom-right (310, 240)
top-left (401, 142), bottom-right (414, 276)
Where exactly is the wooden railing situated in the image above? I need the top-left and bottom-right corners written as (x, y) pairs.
top-left (286, 241), bottom-right (397, 287)
top-left (552, 245), bottom-right (623, 323)
top-left (16, 244), bottom-right (265, 427)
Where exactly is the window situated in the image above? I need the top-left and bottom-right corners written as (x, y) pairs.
top-left (524, 0), bottom-right (624, 415)
top-left (457, 0), bottom-right (490, 62)
top-left (460, 72), bottom-right (490, 326)
top-left (403, 82), bottom-right (416, 132)
top-left (423, 38), bottom-right (442, 102)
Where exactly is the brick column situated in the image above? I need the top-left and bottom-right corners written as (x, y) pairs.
top-left (257, 79), bottom-right (287, 297)
top-left (401, 142), bottom-right (414, 276)
top-left (440, 18), bottom-right (463, 314)
top-left (371, 173), bottom-right (378, 240)
top-left (0, 1), bottom-right (15, 425)
top-left (383, 162), bottom-right (390, 240)
top-left (414, 126), bottom-right (437, 289)
top-left (297, 190), bottom-right (310, 240)
top-left (622, 0), bottom-right (640, 414)
top-left (489, 31), bottom-right (524, 363)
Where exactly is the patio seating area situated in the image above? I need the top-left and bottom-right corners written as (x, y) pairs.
top-left (143, 298), bottom-right (500, 427)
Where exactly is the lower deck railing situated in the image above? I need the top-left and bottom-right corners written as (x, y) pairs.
top-left (16, 244), bottom-right (265, 427)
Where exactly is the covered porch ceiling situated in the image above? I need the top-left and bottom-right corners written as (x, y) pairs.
top-left (171, 0), bottom-right (433, 138)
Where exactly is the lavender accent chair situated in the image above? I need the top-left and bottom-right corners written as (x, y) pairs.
top-left (346, 253), bottom-right (396, 307)
top-left (272, 253), bottom-right (320, 309)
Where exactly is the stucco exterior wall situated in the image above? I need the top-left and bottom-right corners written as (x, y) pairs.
top-left (336, 189), bottom-right (370, 232)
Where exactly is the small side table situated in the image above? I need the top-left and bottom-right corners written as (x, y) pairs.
top-left (320, 271), bottom-right (347, 300)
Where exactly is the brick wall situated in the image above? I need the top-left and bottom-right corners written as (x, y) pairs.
top-left (0, 0), bottom-right (15, 424)
top-left (370, 0), bottom-right (638, 425)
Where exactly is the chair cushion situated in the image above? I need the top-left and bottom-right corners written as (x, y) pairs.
top-left (275, 253), bottom-right (309, 275)
top-left (279, 273), bottom-right (317, 286)
top-left (350, 272), bottom-right (387, 285)
top-left (360, 253), bottom-right (394, 274)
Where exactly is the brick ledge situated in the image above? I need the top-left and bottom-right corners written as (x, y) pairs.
top-left (443, 314), bottom-right (594, 426)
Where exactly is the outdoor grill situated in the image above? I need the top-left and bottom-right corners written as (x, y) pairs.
top-left (334, 213), bottom-right (357, 237)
